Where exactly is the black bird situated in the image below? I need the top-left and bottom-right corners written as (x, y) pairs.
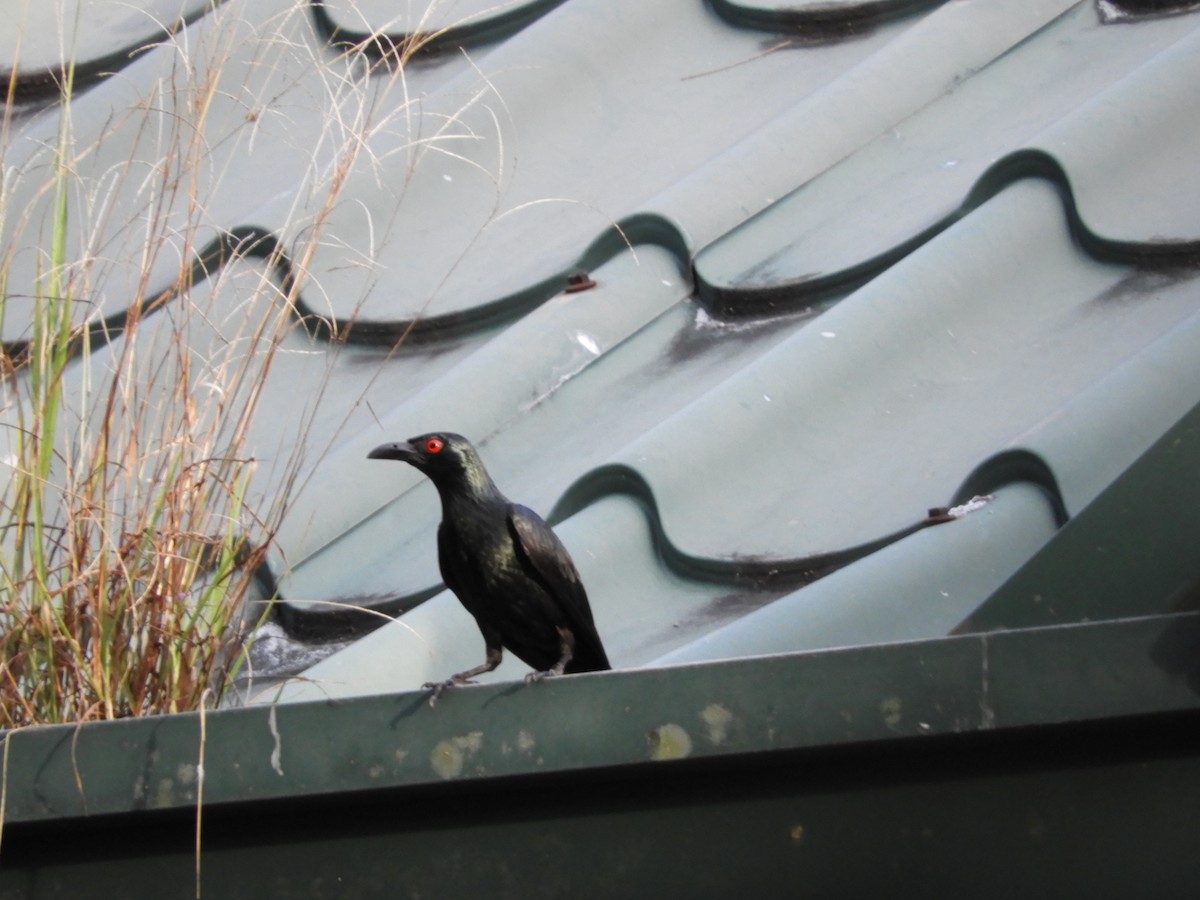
top-left (368, 432), bottom-right (610, 704)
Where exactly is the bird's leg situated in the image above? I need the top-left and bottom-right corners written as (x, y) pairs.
top-left (424, 646), bottom-right (503, 707)
top-left (525, 627), bottom-right (575, 684)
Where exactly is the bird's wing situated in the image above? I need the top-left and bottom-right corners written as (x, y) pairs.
top-left (507, 505), bottom-right (591, 622)
top-left (507, 504), bottom-right (609, 669)
top-left (436, 522), bottom-right (464, 596)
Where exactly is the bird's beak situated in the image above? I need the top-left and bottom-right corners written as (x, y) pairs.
top-left (367, 440), bottom-right (418, 462)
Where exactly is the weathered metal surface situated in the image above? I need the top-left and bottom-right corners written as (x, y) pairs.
top-left (4, 612), bottom-right (1198, 821)
top-left (2, 612), bottom-right (1199, 896)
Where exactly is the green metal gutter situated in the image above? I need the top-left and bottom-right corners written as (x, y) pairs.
top-left (3, 611), bottom-right (1199, 897)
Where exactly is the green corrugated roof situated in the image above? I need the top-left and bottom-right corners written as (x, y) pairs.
top-left (3, 0), bottom-right (1199, 704)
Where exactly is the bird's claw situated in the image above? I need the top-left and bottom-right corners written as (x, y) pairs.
top-left (524, 668), bottom-right (563, 685)
top-left (422, 677), bottom-right (476, 707)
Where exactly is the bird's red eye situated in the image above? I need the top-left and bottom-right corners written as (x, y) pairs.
top-left (425, 437), bottom-right (444, 454)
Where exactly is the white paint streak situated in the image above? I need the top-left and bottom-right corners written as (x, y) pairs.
top-left (948, 494), bottom-right (993, 518)
top-left (980, 634), bottom-right (995, 730)
top-left (574, 331), bottom-right (601, 356)
top-left (268, 704), bottom-right (284, 776)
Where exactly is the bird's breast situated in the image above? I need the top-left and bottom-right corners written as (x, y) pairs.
top-left (440, 517), bottom-right (523, 596)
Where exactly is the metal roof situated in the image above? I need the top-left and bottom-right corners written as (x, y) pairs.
top-left (3, 1), bottom-right (1200, 699)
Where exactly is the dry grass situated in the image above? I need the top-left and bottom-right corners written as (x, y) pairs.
top-left (0, 0), bottom-right (466, 728)
top-left (0, 34), bottom-right (273, 727)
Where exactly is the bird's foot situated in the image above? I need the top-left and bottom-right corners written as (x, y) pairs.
top-left (523, 667), bottom-right (564, 685)
top-left (422, 677), bottom-right (476, 707)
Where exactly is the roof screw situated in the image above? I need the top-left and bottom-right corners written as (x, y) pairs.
top-left (565, 272), bottom-right (597, 293)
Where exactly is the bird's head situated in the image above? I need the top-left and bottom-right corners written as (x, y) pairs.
top-left (368, 432), bottom-right (496, 497)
